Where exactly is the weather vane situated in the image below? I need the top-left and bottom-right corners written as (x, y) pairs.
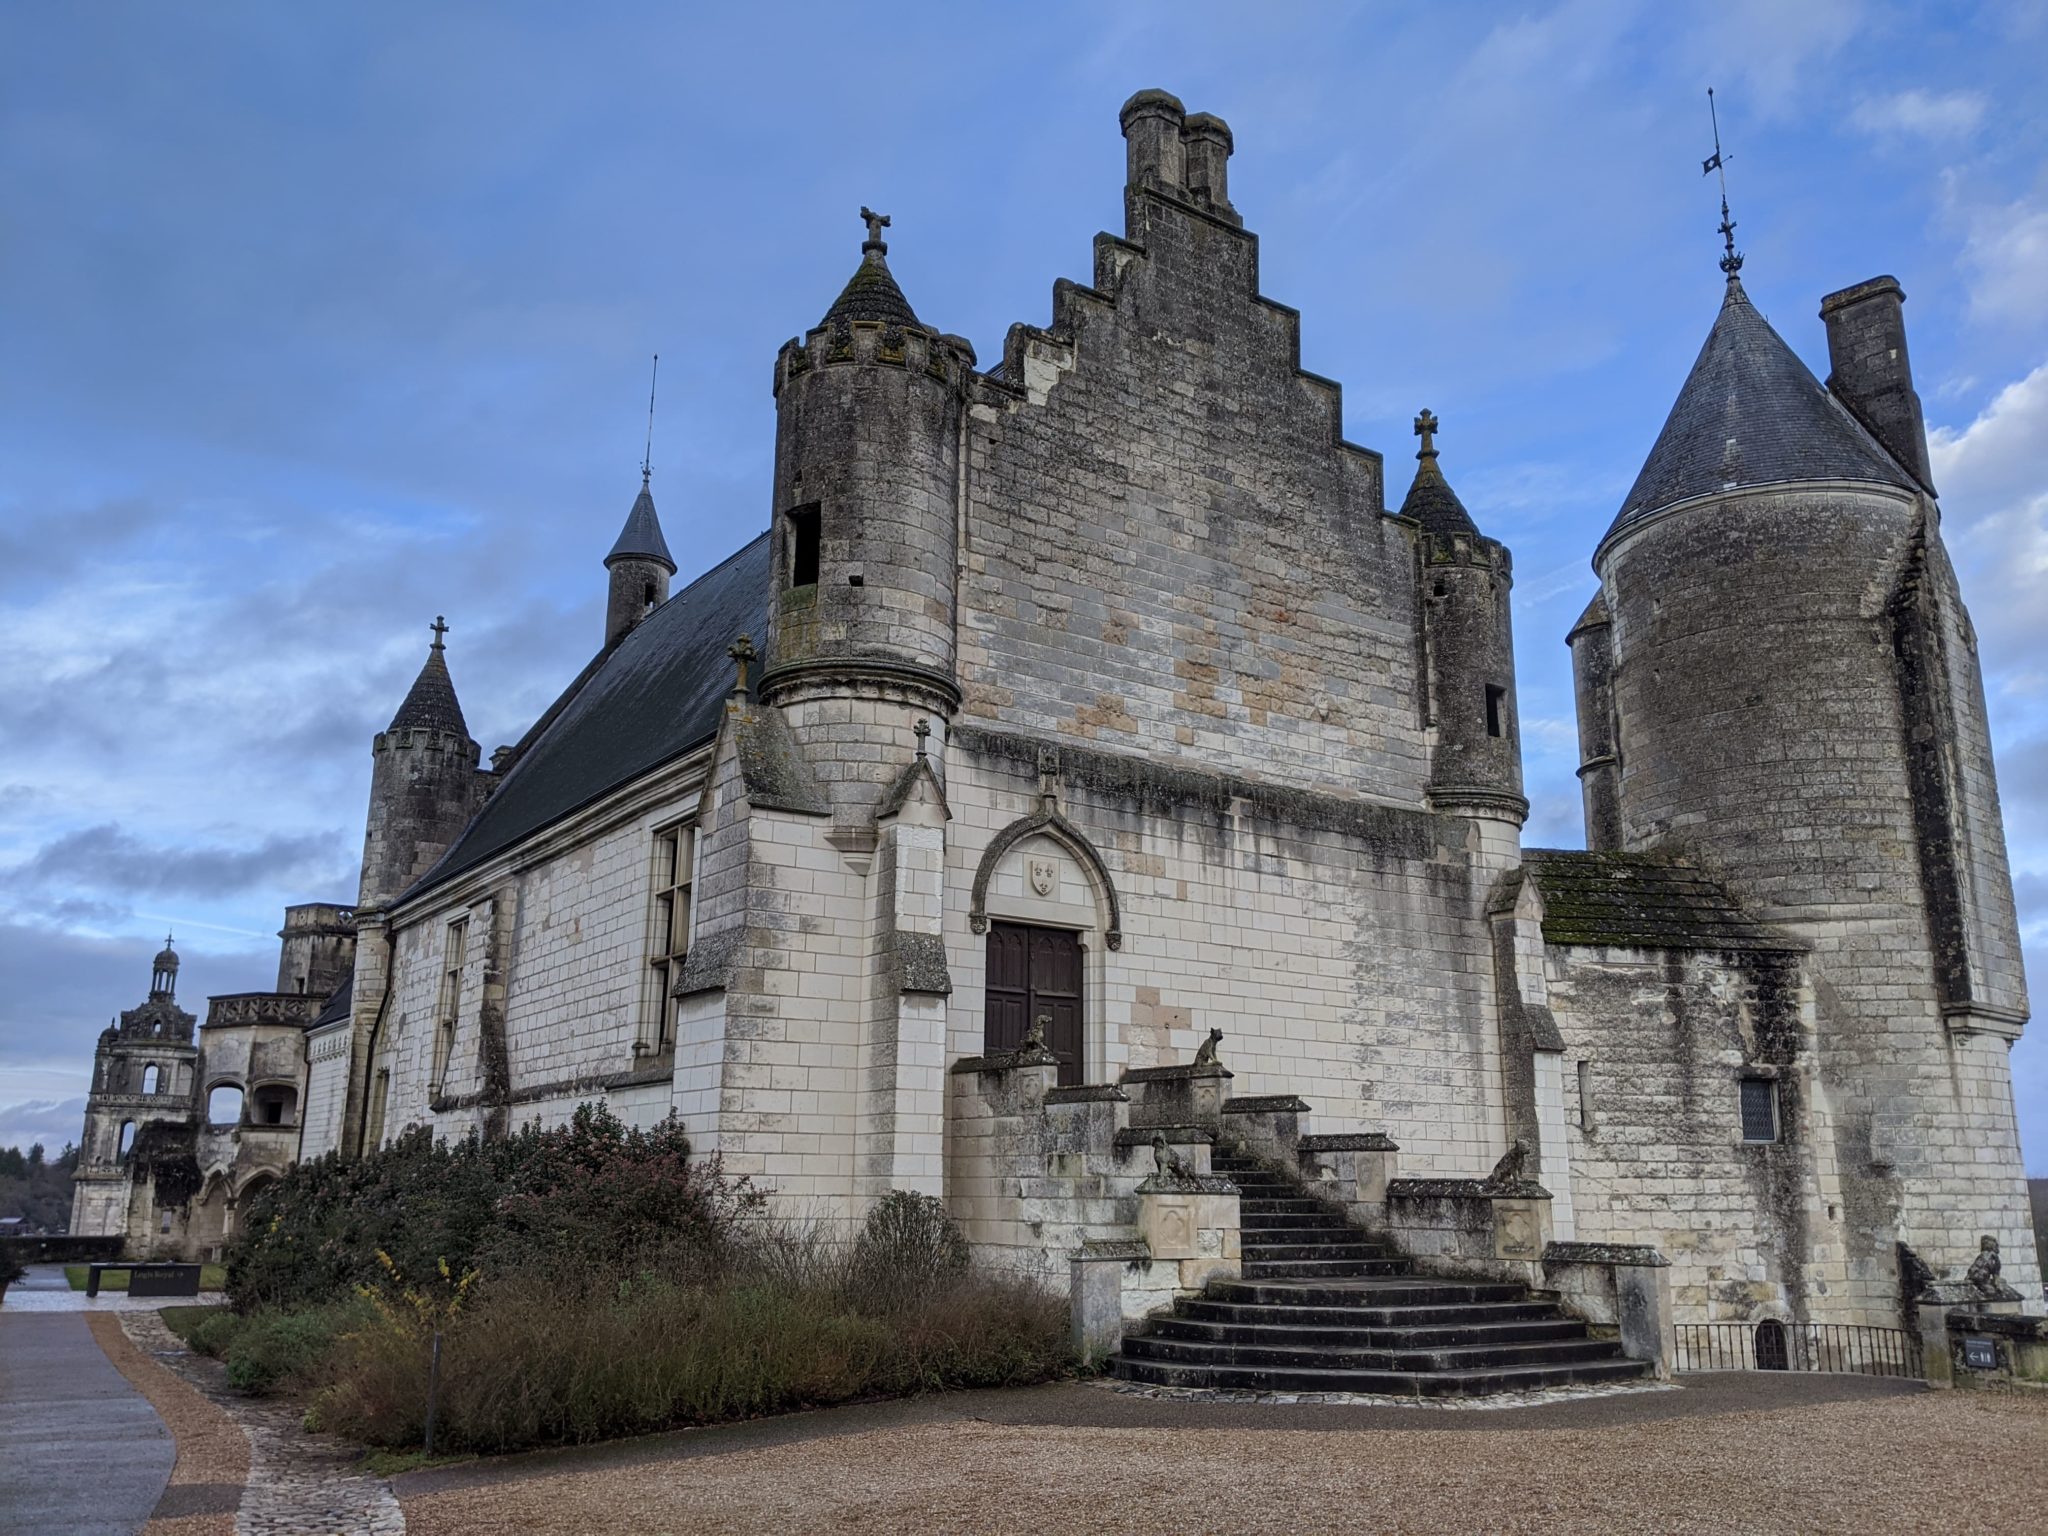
top-left (641, 353), bottom-right (660, 487)
top-left (1704, 87), bottom-right (1743, 278)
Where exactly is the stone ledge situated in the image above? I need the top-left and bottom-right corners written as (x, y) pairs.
top-left (1297, 1133), bottom-right (1399, 1152)
top-left (1046, 1084), bottom-right (1130, 1104)
top-left (1075, 1237), bottom-right (1151, 1263)
top-left (1121, 1063), bottom-right (1233, 1084)
top-left (1222, 1095), bottom-right (1311, 1114)
top-left (1543, 1241), bottom-right (1669, 1268)
top-left (949, 1046), bottom-right (1060, 1075)
top-left (1115, 1125), bottom-right (1216, 1148)
top-left (1136, 1173), bottom-right (1238, 1195)
top-left (1388, 1177), bottom-right (1551, 1200)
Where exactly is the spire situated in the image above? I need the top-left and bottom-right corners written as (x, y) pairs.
top-left (1398, 408), bottom-right (1480, 538)
top-left (605, 479), bottom-right (676, 573)
top-left (819, 207), bottom-right (926, 330)
top-left (1703, 88), bottom-right (1744, 282)
top-left (388, 617), bottom-right (472, 738)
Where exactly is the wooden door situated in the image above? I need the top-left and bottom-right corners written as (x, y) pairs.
top-left (985, 921), bottom-right (1085, 1086)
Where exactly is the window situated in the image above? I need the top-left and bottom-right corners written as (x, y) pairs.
top-left (160, 1209), bottom-right (173, 1235)
top-left (207, 1084), bottom-right (244, 1125)
top-left (252, 1085), bottom-right (296, 1127)
top-left (1575, 1059), bottom-right (1592, 1130)
top-left (431, 918), bottom-right (468, 1094)
top-left (140, 1064), bottom-right (159, 1095)
top-left (787, 504), bottom-right (821, 588)
top-left (118, 1120), bottom-right (136, 1158)
top-left (1485, 684), bottom-right (1507, 739)
top-left (645, 823), bottom-right (694, 1054)
top-left (1740, 1077), bottom-right (1779, 1143)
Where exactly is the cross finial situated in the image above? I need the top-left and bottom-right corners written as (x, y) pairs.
top-left (727, 633), bottom-right (757, 694)
top-left (859, 206), bottom-right (890, 253)
top-left (1413, 409), bottom-right (1440, 459)
top-left (430, 615), bottom-right (449, 652)
top-left (913, 717), bottom-right (931, 758)
top-left (1704, 88), bottom-right (1744, 279)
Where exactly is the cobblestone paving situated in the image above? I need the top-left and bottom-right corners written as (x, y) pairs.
top-left (120, 1310), bottom-right (406, 1536)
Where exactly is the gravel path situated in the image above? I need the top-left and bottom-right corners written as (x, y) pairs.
top-left (397, 1382), bottom-right (2048, 1536)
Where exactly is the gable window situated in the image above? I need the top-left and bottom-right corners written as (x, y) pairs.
top-left (1485, 684), bottom-right (1507, 739)
top-left (787, 504), bottom-right (821, 588)
top-left (644, 823), bottom-right (694, 1055)
top-left (1740, 1076), bottom-right (1779, 1143)
top-left (431, 918), bottom-right (467, 1095)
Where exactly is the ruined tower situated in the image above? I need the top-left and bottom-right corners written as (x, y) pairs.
top-left (1581, 262), bottom-right (2036, 1315)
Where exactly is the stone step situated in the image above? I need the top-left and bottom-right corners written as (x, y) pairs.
top-left (1147, 1315), bottom-right (1594, 1350)
top-left (1243, 1257), bottom-right (1414, 1279)
top-left (1106, 1355), bottom-right (1654, 1397)
top-left (1239, 1198), bottom-right (1333, 1215)
top-left (1239, 1209), bottom-right (1352, 1230)
top-left (1238, 1241), bottom-right (1397, 1263)
top-left (1208, 1277), bottom-right (1529, 1307)
top-left (1120, 1333), bottom-right (1628, 1373)
top-left (1174, 1295), bottom-right (1563, 1329)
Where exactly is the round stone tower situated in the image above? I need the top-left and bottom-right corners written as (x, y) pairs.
top-left (603, 472), bottom-right (675, 649)
top-left (357, 619), bottom-right (483, 910)
top-left (761, 209), bottom-right (976, 813)
top-left (1403, 410), bottom-right (1526, 867)
top-left (1589, 267), bottom-right (2036, 1315)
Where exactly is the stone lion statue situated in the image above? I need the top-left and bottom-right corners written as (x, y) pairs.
top-left (1192, 1027), bottom-right (1224, 1067)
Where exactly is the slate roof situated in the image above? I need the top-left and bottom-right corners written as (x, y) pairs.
top-left (1507, 849), bottom-right (1804, 953)
top-left (1605, 277), bottom-right (1917, 549)
top-left (821, 248), bottom-right (925, 331)
top-left (606, 480), bottom-right (676, 573)
top-left (389, 644), bottom-right (472, 739)
top-left (308, 974), bottom-right (353, 1031)
top-left (1398, 450), bottom-right (1479, 538)
top-left (404, 533), bottom-right (771, 901)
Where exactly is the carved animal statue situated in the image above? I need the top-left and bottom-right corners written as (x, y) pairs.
top-left (1967, 1234), bottom-right (2004, 1297)
top-left (1020, 1014), bottom-right (1050, 1054)
top-left (1192, 1027), bottom-right (1224, 1067)
top-left (1897, 1241), bottom-right (1937, 1301)
top-left (1483, 1139), bottom-right (1530, 1190)
top-left (1151, 1131), bottom-right (1190, 1180)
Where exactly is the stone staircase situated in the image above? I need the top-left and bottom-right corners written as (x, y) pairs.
top-left (1108, 1148), bottom-right (1654, 1396)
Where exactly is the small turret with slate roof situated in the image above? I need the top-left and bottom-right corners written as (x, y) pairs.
top-left (766, 208), bottom-right (976, 818)
top-left (357, 618), bottom-right (487, 911)
top-left (1405, 411), bottom-right (1525, 840)
top-left (604, 471), bottom-right (676, 649)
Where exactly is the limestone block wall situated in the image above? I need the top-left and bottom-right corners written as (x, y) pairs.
top-left (944, 732), bottom-right (1506, 1177)
top-left (1545, 941), bottom-right (1856, 1323)
top-left (301, 1022), bottom-right (349, 1156)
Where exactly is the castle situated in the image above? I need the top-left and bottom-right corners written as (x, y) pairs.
top-left (75, 91), bottom-right (2038, 1333)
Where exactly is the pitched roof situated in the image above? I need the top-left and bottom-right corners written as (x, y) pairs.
top-left (1605, 277), bottom-right (1917, 549)
top-left (389, 643), bottom-right (472, 739)
top-left (404, 534), bottom-right (771, 900)
top-left (1507, 849), bottom-right (1803, 953)
top-left (821, 248), bottom-right (925, 331)
top-left (606, 480), bottom-right (676, 573)
top-left (308, 974), bottom-right (353, 1031)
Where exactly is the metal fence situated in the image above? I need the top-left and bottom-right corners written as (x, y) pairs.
top-left (1674, 1320), bottom-right (1921, 1378)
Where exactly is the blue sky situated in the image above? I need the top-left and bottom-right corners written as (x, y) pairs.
top-left (3, 1), bottom-right (2046, 1169)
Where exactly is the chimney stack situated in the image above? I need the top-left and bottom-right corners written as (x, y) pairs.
top-left (1819, 275), bottom-right (1933, 491)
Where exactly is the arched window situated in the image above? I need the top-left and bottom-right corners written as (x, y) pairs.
top-left (140, 1065), bottom-right (160, 1095)
top-left (117, 1121), bottom-right (136, 1157)
top-left (206, 1084), bottom-right (244, 1125)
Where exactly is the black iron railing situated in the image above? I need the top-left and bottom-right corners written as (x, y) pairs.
top-left (1674, 1320), bottom-right (1921, 1378)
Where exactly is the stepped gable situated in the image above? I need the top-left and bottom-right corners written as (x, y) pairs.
top-left (1506, 849), bottom-right (1804, 953)
top-left (1604, 276), bottom-right (1917, 551)
top-left (404, 533), bottom-right (770, 900)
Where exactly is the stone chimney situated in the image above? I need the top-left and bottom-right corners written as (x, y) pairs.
top-left (1820, 276), bottom-right (1933, 491)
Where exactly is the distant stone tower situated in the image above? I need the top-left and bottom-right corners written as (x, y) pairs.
top-left (604, 472), bottom-right (675, 649)
top-left (763, 209), bottom-right (976, 816)
top-left (70, 939), bottom-right (201, 1245)
top-left (1579, 262), bottom-right (2036, 1316)
top-left (274, 903), bottom-right (356, 997)
top-left (1403, 410), bottom-right (1526, 868)
top-left (357, 619), bottom-right (485, 910)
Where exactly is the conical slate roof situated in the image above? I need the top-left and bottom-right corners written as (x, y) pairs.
top-left (821, 246), bottom-right (925, 331)
top-left (388, 636), bottom-right (472, 739)
top-left (1606, 277), bottom-right (1916, 548)
top-left (1399, 447), bottom-right (1479, 539)
top-left (606, 479), bottom-right (676, 573)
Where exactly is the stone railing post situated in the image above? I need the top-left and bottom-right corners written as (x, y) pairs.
top-left (1135, 1164), bottom-right (1241, 1294)
top-left (1220, 1094), bottom-right (1309, 1165)
top-left (1070, 1238), bottom-right (1151, 1363)
top-left (1297, 1133), bottom-right (1399, 1219)
top-left (1120, 1061), bottom-right (1233, 1131)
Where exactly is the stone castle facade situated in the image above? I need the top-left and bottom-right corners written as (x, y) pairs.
top-left (77, 92), bottom-right (2038, 1325)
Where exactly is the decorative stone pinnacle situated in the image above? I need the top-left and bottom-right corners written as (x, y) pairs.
top-left (859, 206), bottom-right (890, 254)
top-left (913, 717), bottom-right (930, 758)
top-left (430, 615), bottom-right (448, 652)
top-left (1413, 409), bottom-right (1440, 459)
top-left (727, 633), bottom-right (757, 694)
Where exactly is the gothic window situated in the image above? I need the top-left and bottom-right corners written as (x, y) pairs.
top-left (644, 823), bottom-right (694, 1054)
top-left (207, 1084), bottom-right (243, 1125)
top-left (1740, 1077), bottom-right (1779, 1143)
top-left (118, 1120), bottom-right (135, 1158)
top-left (786, 504), bottom-right (821, 588)
top-left (141, 1064), bottom-right (159, 1095)
top-left (432, 918), bottom-right (468, 1094)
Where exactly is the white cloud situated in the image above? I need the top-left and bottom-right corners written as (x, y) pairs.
top-left (1850, 88), bottom-right (1987, 141)
top-left (1931, 361), bottom-right (2048, 682)
top-left (1957, 189), bottom-right (2048, 327)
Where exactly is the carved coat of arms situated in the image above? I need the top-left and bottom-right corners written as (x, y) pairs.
top-left (1028, 857), bottom-right (1058, 896)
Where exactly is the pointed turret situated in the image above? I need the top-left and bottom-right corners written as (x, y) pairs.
top-left (1398, 409), bottom-right (1480, 540)
top-left (818, 209), bottom-right (927, 332)
top-left (357, 618), bottom-right (484, 910)
top-left (604, 475), bottom-right (676, 648)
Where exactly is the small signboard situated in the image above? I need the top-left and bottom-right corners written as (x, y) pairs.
top-left (1961, 1336), bottom-right (1998, 1371)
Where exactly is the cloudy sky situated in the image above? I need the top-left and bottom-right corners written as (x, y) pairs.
top-left (4, 1), bottom-right (2045, 1168)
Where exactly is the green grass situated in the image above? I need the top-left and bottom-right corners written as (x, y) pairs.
top-left (65, 1262), bottom-right (227, 1292)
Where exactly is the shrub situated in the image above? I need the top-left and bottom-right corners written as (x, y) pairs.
top-left (221, 1299), bottom-right (375, 1394)
top-left (181, 1308), bottom-right (246, 1359)
top-left (845, 1191), bottom-right (969, 1313)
